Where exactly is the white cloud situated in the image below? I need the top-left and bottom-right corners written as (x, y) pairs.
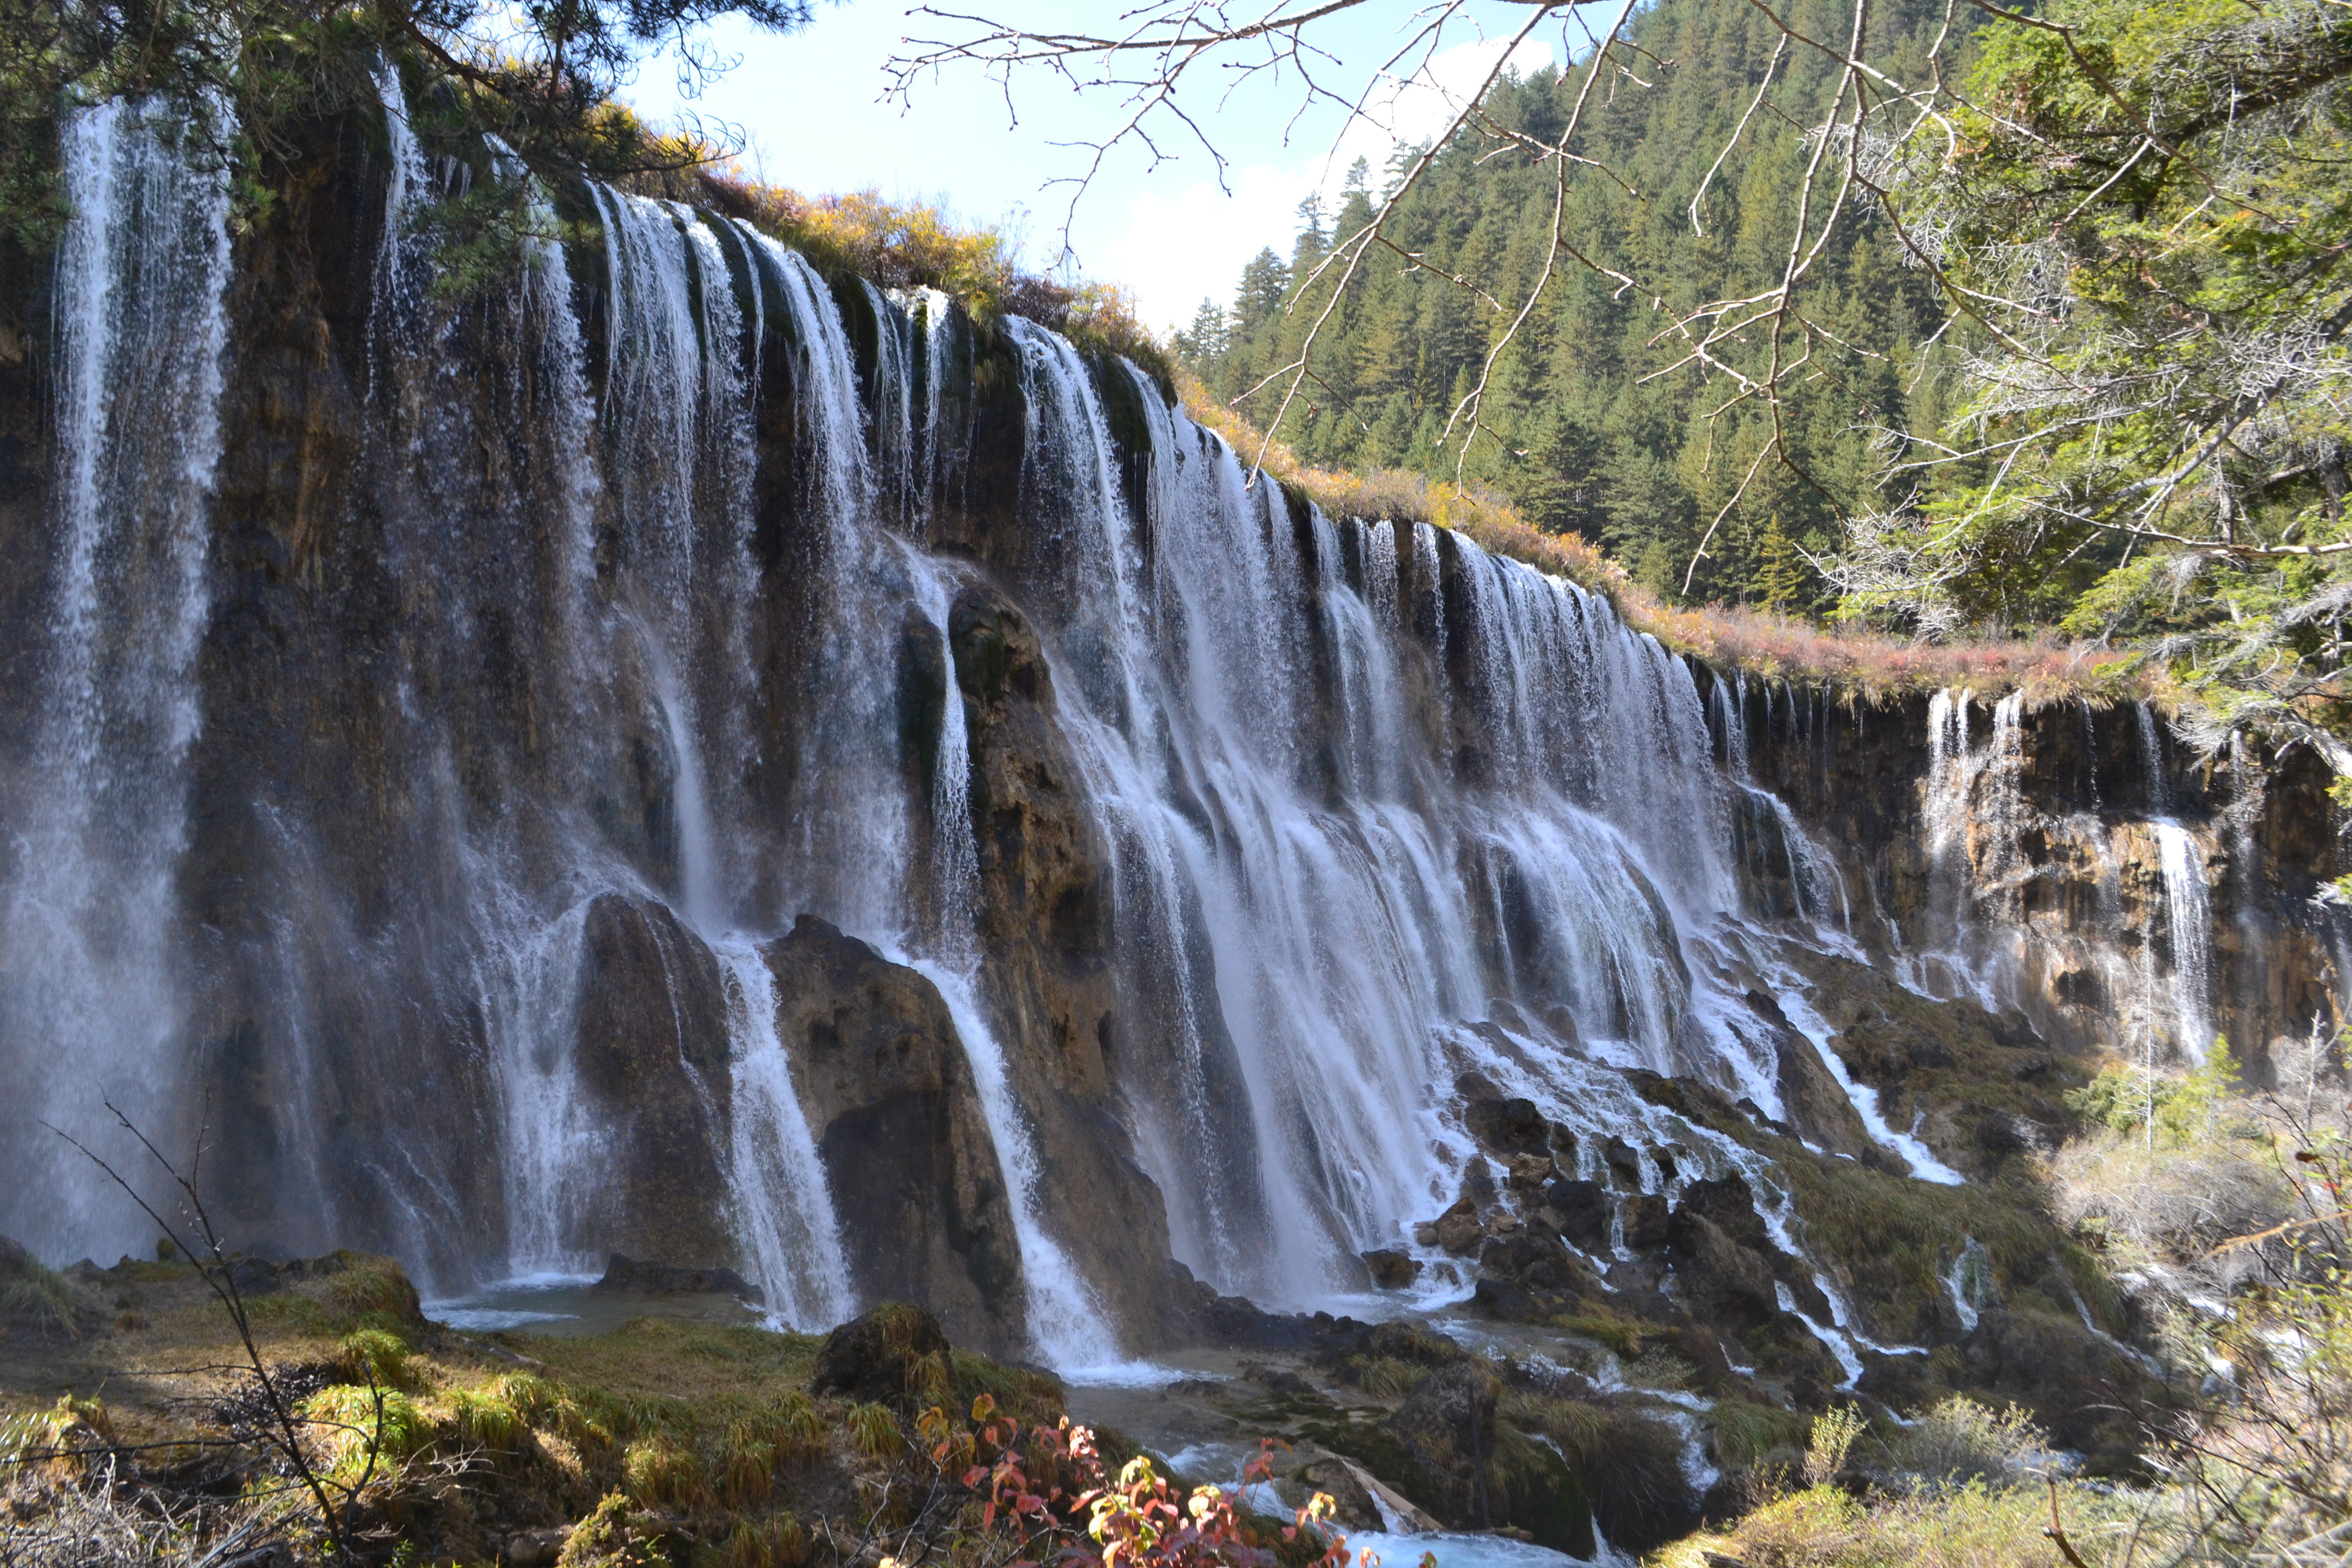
top-left (1095, 163), bottom-right (1316, 332)
top-left (1097, 33), bottom-right (1556, 332)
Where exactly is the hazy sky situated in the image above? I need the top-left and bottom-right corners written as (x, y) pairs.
top-left (623, 3), bottom-right (1577, 329)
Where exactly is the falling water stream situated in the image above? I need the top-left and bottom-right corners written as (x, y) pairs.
top-left (0, 97), bottom-right (233, 1260)
top-left (0, 85), bottom-right (2234, 1380)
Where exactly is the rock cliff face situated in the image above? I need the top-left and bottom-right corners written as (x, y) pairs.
top-left (1711, 674), bottom-right (2347, 1079)
top-left (1, 90), bottom-right (2345, 1392)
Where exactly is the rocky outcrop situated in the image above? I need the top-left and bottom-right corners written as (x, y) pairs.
top-left (590, 1254), bottom-right (759, 1300)
top-left (1712, 674), bottom-right (2349, 1079)
top-left (760, 915), bottom-right (1025, 1351)
top-left (946, 582), bottom-right (1180, 1345)
top-left (572, 894), bottom-right (738, 1272)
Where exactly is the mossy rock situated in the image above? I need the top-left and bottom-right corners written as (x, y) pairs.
top-left (811, 1302), bottom-right (950, 1408)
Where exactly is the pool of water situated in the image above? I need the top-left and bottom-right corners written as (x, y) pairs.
top-left (422, 1272), bottom-right (766, 1337)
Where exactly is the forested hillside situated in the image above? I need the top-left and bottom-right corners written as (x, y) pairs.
top-left (1174, 0), bottom-right (1957, 610)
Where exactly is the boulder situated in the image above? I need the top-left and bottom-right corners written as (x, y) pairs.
top-left (1621, 1193), bottom-right (1671, 1251)
top-left (1542, 1179), bottom-right (1611, 1252)
top-left (760, 915), bottom-right (1025, 1350)
top-left (1363, 1249), bottom-right (1423, 1290)
top-left (1663, 1208), bottom-right (1778, 1335)
top-left (590, 1254), bottom-right (760, 1301)
top-left (813, 1302), bottom-right (955, 1407)
top-left (1464, 1095), bottom-right (1548, 1155)
top-left (1505, 1152), bottom-right (1561, 1189)
top-left (1602, 1137), bottom-right (1644, 1186)
top-left (1433, 1198), bottom-right (1483, 1257)
top-left (571, 893), bottom-right (739, 1270)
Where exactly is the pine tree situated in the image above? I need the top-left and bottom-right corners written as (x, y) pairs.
top-left (1231, 249), bottom-right (1289, 337)
top-left (1753, 517), bottom-right (1805, 617)
top-left (1172, 297), bottom-right (1227, 373)
top-left (1290, 193), bottom-right (1329, 276)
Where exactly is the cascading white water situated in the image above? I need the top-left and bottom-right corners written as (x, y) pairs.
top-left (716, 934), bottom-right (856, 1326)
top-left (12, 83), bottom-right (2146, 1376)
top-left (2155, 823), bottom-right (2216, 1061)
top-left (962, 338), bottom-right (1899, 1310)
top-left (0, 96), bottom-right (233, 1259)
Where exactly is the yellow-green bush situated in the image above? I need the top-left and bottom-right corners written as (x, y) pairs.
top-left (718, 1420), bottom-right (776, 1507)
top-left (453, 1384), bottom-right (530, 1452)
top-left (559, 1490), bottom-right (674, 1568)
top-left (703, 1512), bottom-right (806, 1568)
top-left (845, 1401), bottom-right (900, 1461)
top-left (336, 1327), bottom-right (414, 1389)
top-left (623, 1433), bottom-right (712, 1510)
top-left (299, 1384), bottom-right (431, 1486)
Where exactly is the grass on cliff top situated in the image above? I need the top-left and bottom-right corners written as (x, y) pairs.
top-left (682, 163), bottom-right (1169, 382)
top-left (1175, 372), bottom-right (2130, 702)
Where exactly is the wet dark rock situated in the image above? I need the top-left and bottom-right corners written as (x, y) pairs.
top-left (1747, 990), bottom-right (1874, 1158)
top-left (1458, 1160), bottom-right (1499, 1207)
top-left (571, 893), bottom-right (739, 1271)
top-left (1435, 1198), bottom-right (1484, 1257)
top-left (1602, 1136), bottom-right (1644, 1186)
top-left (1542, 1179), bottom-right (1611, 1252)
top-left (760, 914), bottom-right (1023, 1350)
top-left (1675, 1174), bottom-right (1769, 1250)
top-left (590, 1254), bottom-right (760, 1301)
top-left (813, 1302), bottom-right (954, 1407)
top-left (1663, 1209), bottom-right (1778, 1335)
top-left (1465, 1095), bottom-right (1548, 1155)
top-left (1479, 1232), bottom-right (1601, 1296)
top-left (1165, 1262), bottom-right (1370, 1351)
top-left (1362, 1248), bottom-right (1422, 1289)
top-left (1621, 1193), bottom-right (1671, 1251)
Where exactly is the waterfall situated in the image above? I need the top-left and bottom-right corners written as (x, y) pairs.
top-left (717, 934), bottom-right (856, 1327)
top-left (2155, 823), bottom-right (2216, 1061)
top-left (0, 97), bottom-right (233, 1259)
top-left (15, 90), bottom-right (2200, 1367)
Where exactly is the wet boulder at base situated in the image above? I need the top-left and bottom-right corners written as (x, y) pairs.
top-left (760, 915), bottom-right (1027, 1353)
top-left (571, 892), bottom-right (740, 1275)
top-left (589, 1254), bottom-right (760, 1300)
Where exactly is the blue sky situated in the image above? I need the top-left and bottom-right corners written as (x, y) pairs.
top-left (623, 2), bottom-right (1576, 329)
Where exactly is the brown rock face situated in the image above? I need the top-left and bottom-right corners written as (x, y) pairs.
top-left (760, 915), bottom-right (1025, 1352)
top-left (946, 580), bottom-right (1178, 1345)
top-left (1714, 671), bottom-right (2349, 1083)
top-left (1434, 1198), bottom-right (1484, 1257)
top-left (572, 893), bottom-right (738, 1271)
